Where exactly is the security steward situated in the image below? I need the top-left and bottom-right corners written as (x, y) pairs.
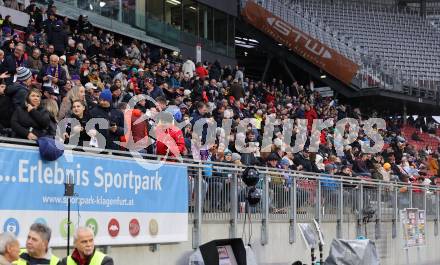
top-left (14, 223), bottom-right (61, 265)
top-left (61, 227), bottom-right (113, 265)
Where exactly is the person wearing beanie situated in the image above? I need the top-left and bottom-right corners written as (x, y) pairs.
top-left (88, 89), bottom-right (124, 150)
top-left (5, 66), bottom-right (32, 108)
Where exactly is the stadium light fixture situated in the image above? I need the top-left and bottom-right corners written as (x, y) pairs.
top-left (99, 1), bottom-right (106, 7)
top-left (166, 0), bottom-right (181, 5)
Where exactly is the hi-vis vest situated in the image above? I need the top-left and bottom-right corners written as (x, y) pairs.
top-left (14, 249), bottom-right (60, 265)
top-left (66, 250), bottom-right (106, 265)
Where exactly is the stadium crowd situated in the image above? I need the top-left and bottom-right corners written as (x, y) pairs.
top-left (0, 0), bottom-right (439, 192)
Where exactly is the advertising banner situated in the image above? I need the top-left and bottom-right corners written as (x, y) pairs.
top-left (242, 1), bottom-right (359, 84)
top-left (0, 144), bottom-right (188, 246)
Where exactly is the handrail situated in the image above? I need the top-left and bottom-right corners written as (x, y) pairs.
top-left (1, 136), bottom-right (439, 192)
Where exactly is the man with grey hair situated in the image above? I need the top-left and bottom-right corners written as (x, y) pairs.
top-left (15, 223), bottom-right (61, 265)
top-left (3, 43), bottom-right (27, 85)
top-left (0, 232), bottom-right (19, 265)
top-left (62, 227), bottom-right (113, 265)
top-left (37, 54), bottom-right (67, 95)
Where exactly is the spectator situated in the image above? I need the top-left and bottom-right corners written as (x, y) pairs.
top-left (42, 98), bottom-right (59, 137)
top-left (155, 110), bottom-right (186, 158)
top-left (182, 58), bottom-right (195, 78)
top-left (27, 48), bottom-right (43, 73)
top-left (127, 42), bottom-right (141, 61)
top-left (0, 232), bottom-right (20, 265)
top-left (58, 85), bottom-right (86, 120)
top-left (5, 66), bottom-right (32, 108)
top-left (230, 79), bottom-right (244, 101)
top-left (48, 23), bottom-right (68, 56)
top-left (64, 99), bottom-right (91, 147)
top-left (11, 88), bottom-right (50, 140)
top-left (234, 65), bottom-right (244, 82)
top-left (88, 89), bottom-right (124, 150)
top-left (77, 15), bottom-right (93, 35)
top-left (195, 62), bottom-right (208, 80)
top-left (37, 54), bottom-right (67, 95)
top-left (3, 43), bottom-right (27, 85)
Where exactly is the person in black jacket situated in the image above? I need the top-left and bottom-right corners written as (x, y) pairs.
top-left (3, 44), bottom-right (27, 85)
top-left (5, 66), bottom-right (32, 109)
top-left (11, 88), bottom-right (50, 140)
top-left (48, 23), bottom-right (68, 56)
top-left (88, 89), bottom-right (124, 150)
top-left (63, 99), bottom-right (91, 148)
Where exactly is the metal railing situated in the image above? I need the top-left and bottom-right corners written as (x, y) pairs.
top-left (1, 136), bottom-right (439, 247)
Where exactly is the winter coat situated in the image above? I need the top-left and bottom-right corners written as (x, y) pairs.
top-left (209, 61), bottom-right (222, 81)
top-left (196, 66), bottom-right (208, 79)
top-left (27, 55), bottom-right (43, 73)
top-left (305, 108), bottom-right (318, 131)
top-left (0, 93), bottom-right (12, 129)
top-left (66, 112), bottom-right (91, 147)
top-left (11, 104), bottom-right (51, 139)
top-left (48, 25), bottom-right (68, 54)
top-left (3, 54), bottom-right (28, 85)
top-left (37, 64), bottom-right (67, 89)
top-left (230, 83), bottom-right (245, 100)
top-left (120, 109), bottom-right (148, 150)
top-left (5, 82), bottom-right (28, 109)
top-left (155, 125), bottom-right (186, 157)
top-left (88, 105), bottom-right (124, 150)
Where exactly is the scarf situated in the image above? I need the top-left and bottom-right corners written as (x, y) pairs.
top-left (45, 64), bottom-right (61, 80)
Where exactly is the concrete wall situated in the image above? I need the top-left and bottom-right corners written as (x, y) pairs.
top-left (52, 220), bottom-right (440, 265)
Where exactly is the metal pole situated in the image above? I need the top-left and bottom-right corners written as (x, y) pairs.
top-left (392, 185), bottom-right (398, 239)
top-left (67, 197), bottom-right (71, 256)
top-left (261, 175), bottom-right (269, 245)
top-left (376, 184), bottom-right (382, 239)
top-left (289, 175), bottom-right (297, 244)
top-left (409, 184), bottom-right (413, 208)
top-left (316, 180), bottom-right (322, 224)
top-left (357, 184), bottom-right (364, 238)
top-left (423, 187), bottom-right (427, 214)
top-left (192, 165), bottom-right (203, 249)
top-left (435, 192), bottom-right (439, 236)
top-left (337, 180), bottom-right (343, 238)
top-left (229, 170), bottom-right (238, 238)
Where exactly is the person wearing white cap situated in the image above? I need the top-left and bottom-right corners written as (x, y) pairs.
top-left (6, 66), bottom-right (32, 108)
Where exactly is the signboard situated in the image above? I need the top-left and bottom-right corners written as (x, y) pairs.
top-left (242, 1), bottom-right (359, 84)
top-left (400, 208), bottom-right (426, 248)
top-left (0, 144), bottom-right (188, 246)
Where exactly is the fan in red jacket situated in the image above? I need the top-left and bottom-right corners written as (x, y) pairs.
top-left (120, 108), bottom-right (148, 151)
top-left (305, 104), bottom-right (318, 131)
top-left (155, 112), bottom-right (186, 158)
top-left (195, 62), bottom-right (208, 80)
